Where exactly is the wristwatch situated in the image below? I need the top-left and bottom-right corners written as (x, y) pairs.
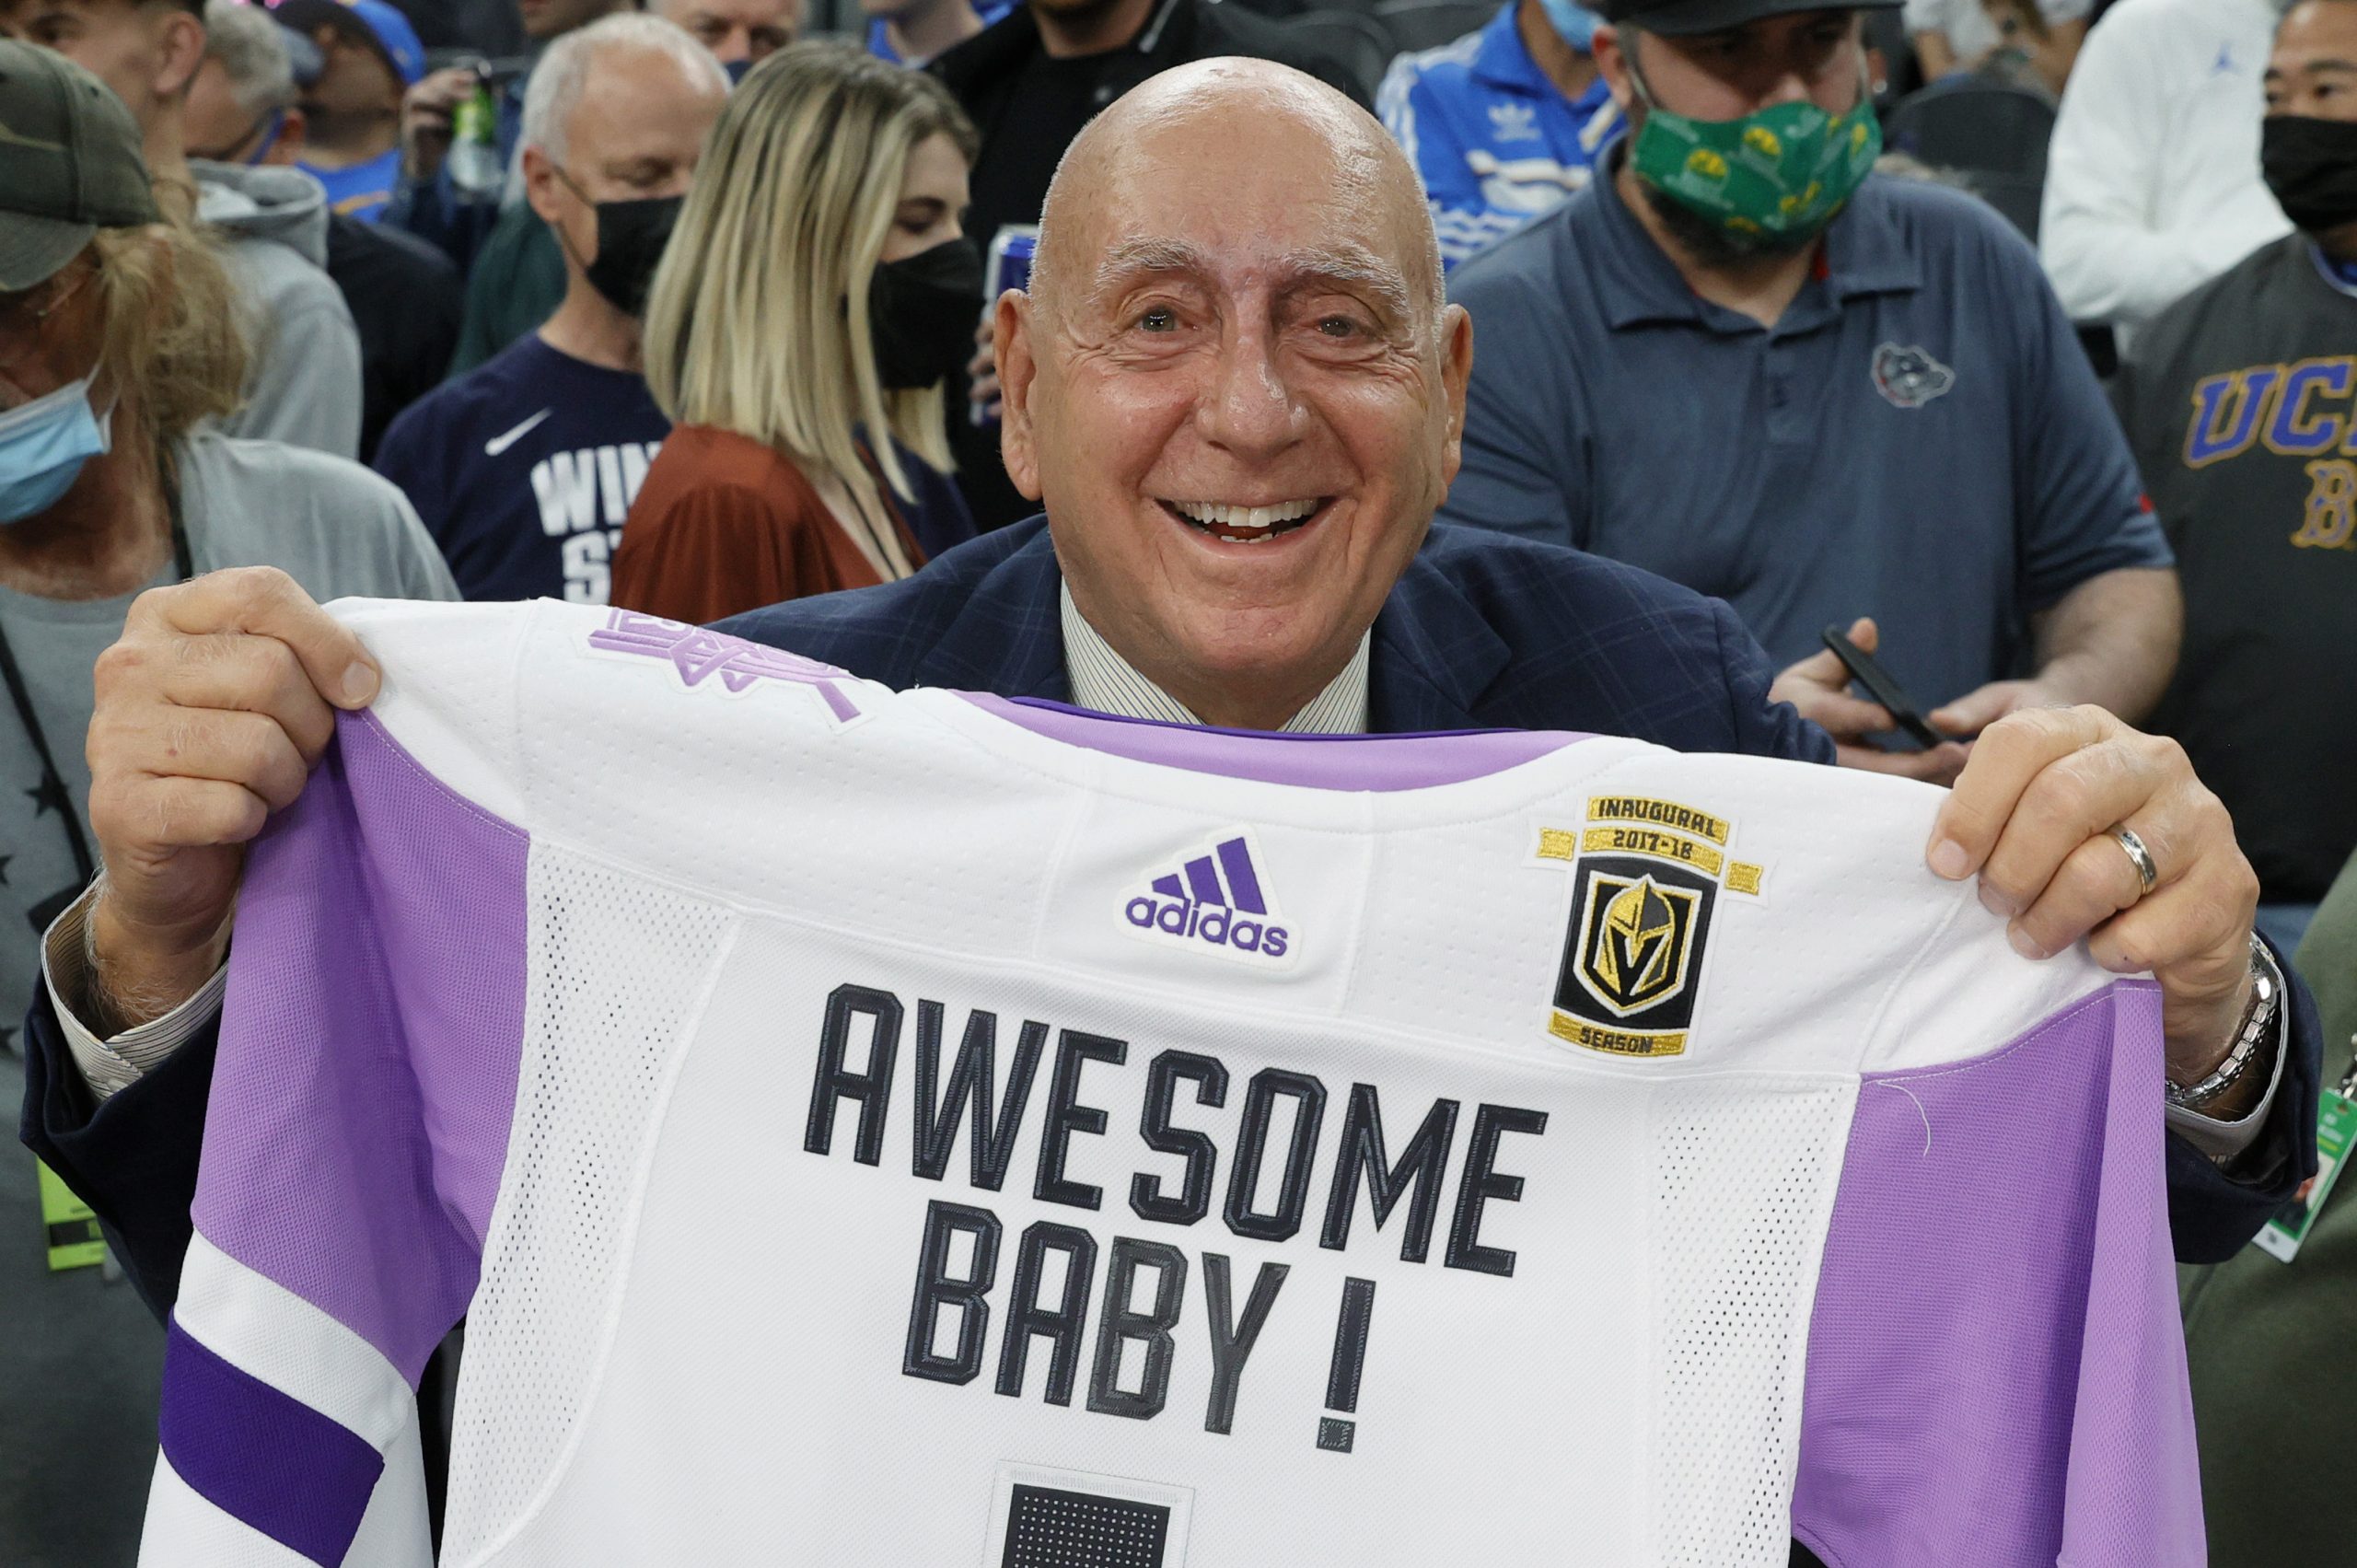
top-left (2165, 935), bottom-right (2283, 1114)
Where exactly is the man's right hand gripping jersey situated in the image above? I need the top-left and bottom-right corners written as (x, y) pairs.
top-left (144, 600), bottom-right (2200, 1568)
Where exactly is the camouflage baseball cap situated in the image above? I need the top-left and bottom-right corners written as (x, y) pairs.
top-left (0, 41), bottom-right (160, 291)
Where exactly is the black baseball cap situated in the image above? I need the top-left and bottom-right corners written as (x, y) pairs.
top-left (1594, 0), bottom-right (1897, 37)
top-left (0, 41), bottom-right (161, 292)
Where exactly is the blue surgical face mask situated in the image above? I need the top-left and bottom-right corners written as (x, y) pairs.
top-left (0, 373), bottom-right (113, 524)
top-left (1538, 0), bottom-right (1598, 52)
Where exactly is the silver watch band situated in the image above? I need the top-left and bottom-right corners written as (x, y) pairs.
top-left (2165, 935), bottom-right (2282, 1112)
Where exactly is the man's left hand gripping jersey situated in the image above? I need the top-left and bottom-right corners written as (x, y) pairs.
top-left (144, 600), bottom-right (2201, 1568)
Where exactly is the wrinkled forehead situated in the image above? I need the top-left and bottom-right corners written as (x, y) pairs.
top-left (1047, 105), bottom-right (1438, 320)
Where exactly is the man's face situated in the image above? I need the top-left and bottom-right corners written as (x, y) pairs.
top-left (0, 249), bottom-right (106, 415)
top-left (659, 0), bottom-right (796, 65)
top-left (2267, 0), bottom-right (2357, 120)
top-left (185, 55), bottom-right (298, 162)
top-left (302, 25), bottom-right (400, 119)
top-left (517, 0), bottom-right (621, 44)
top-left (15, 0), bottom-right (199, 133)
top-left (522, 45), bottom-right (726, 285)
top-left (1598, 9), bottom-right (1864, 122)
top-left (1000, 104), bottom-right (1472, 715)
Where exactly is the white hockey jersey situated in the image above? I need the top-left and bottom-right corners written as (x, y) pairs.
top-left (144, 599), bottom-right (2200, 1568)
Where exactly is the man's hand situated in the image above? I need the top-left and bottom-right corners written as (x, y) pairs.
top-left (1926, 704), bottom-right (2260, 1084)
top-left (1926, 678), bottom-right (2061, 742)
top-left (401, 67), bottom-right (481, 182)
top-left (82, 569), bottom-right (378, 1029)
top-left (968, 318), bottom-right (1001, 423)
top-left (1770, 618), bottom-right (1970, 785)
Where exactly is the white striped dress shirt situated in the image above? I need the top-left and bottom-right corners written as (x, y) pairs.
top-left (1058, 583), bottom-right (1371, 735)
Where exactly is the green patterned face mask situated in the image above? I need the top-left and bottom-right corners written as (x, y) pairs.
top-left (1625, 59), bottom-right (1881, 245)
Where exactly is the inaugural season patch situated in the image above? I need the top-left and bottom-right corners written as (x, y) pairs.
top-left (1536, 797), bottom-right (1766, 1058)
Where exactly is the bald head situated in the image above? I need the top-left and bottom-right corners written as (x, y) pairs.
top-left (1032, 58), bottom-right (1446, 331)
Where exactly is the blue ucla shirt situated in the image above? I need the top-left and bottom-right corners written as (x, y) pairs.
top-left (306, 146), bottom-right (403, 224)
top-left (1377, 2), bottom-right (1621, 271)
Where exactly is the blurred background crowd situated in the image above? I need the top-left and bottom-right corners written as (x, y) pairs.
top-left (1, 0), bottom-right (2351, 1559)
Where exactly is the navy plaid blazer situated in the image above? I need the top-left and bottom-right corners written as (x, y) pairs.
top-left (720, 515), bottom-right (1835, 758)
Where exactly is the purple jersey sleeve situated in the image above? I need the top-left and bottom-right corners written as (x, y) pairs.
top-left (1791, 981), bottom-right (2202, 1567)
top-left (150, 710), bottom-right (530, 1564)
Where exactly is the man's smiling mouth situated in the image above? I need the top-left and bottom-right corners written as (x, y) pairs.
top-left (1159, 497), bottom-right (1330, 544)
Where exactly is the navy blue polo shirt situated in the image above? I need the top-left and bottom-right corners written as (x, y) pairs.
top-left (1440, 157), bottom-right (2172, 714)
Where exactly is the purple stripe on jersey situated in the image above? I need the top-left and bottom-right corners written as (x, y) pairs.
top-left (1792, 981), bottom-right (2200, 1568)
top-left (963, 694), bottom-right (1591, 790)
top-left (192, 711), bottom-right (529, 1384)
top-left (159, 1318), bottom-right (384, 1565)
top-left (1216, 836), bottom-right (1268, 914)
top-left (1183, 854), bottom-right (1225, 906)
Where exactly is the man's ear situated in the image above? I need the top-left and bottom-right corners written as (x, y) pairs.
top-left (158, 10), bottom-right (208, 101)
top-left (1436, 302), bottom-right (1474, 484)
top-left (521, 145), bottom-right (564, 227)
top-left (1591, 22), bottom-right (1637, 113)
top-left (996, 289), bottom-right (1044, 502)
top-left (267, 105), bottom-right (307, 165)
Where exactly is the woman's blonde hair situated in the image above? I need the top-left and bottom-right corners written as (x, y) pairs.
top-left (88, 218), bottom-right (249, 461)
top-left (644, 41), bottom-right (979, 504)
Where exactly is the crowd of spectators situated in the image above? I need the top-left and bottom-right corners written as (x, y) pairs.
top-left (1, 0), bottom-right (2351, 1561)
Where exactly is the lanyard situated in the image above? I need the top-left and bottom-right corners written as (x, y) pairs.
top-left (0, 480), bottom-right (192, 891)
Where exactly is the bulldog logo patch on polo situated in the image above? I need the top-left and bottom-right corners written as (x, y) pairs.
top-left (1871, 343), bottom-right (1956, 409)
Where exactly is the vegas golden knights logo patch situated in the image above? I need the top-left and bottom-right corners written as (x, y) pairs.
top-left (1538, 797), bottom-right (1766, 1058)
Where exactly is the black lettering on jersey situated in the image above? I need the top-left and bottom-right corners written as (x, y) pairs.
top-left (1318, 1086), bottom-right (1459, 1263)
top-left (806, 984), bottom-right (901, 1166)
top-left (1202, 1253), bottom-right (1288, 1435)
top-left (1086, 1237), bottom-right (1189, 1421)
top-left (996, 1221), bottom-right (1097, 1405)
top-left (1036, 1031), bottom-right (1127, 1211)
top-left (1224, 1069), bottom-right (1328, 1243)
top-left (1130, 1050), bottom-right (1230, 1226)
top-left (904, 1200), bottom-right (1000, 1386)
top-left (1445, 1103), bottom-right (1550, 1278)
top-left (911, 1002), bottom-right (1048, 1191)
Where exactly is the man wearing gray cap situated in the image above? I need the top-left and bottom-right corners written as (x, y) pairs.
top-left (5, 0), bottom-right (367, 458)
top-left (0, 41), bottom-right (453, 1562)
top-left (1440, 0), bottom-right (2183, 801)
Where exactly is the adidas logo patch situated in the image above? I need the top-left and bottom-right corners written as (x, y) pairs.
top-left (1122, 831), bottom-right (1294, 963)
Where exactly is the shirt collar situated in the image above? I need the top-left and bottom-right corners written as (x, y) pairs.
top-left (1588, 145), bottom-right (1922, 332)
top-left (1059, 582), bottom-right (1371, 734)
top-left (1470, 3), bottom-right (1552, 93)
top-left (2308, 239), bottom-right (2357, 298)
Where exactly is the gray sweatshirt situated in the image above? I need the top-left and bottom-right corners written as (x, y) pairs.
top-left (194, 162), bottom-right (365, 460)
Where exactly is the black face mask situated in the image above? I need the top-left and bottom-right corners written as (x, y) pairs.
top-left (2262, 115), bottom-right (2357, 234)
top-left (582, 194), bottom-right (684, 317)
top-left (866, 237), bottom-right (984, 390)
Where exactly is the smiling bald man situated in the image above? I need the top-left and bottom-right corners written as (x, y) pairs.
top-left (22, 58), bottom-right (2324, 1414)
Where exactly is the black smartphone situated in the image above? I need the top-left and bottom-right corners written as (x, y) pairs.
top-left (1821, 623), bottom-right (1952, 750)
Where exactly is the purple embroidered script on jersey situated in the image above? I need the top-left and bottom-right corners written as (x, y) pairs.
top-left (586, 610), bottom-right (862, 721)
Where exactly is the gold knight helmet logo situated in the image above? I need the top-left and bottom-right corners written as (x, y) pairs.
top-left (1538, 797), bottom-right (1760, 1058)
top-left (1589, 875), bottom-right (1689, 1009)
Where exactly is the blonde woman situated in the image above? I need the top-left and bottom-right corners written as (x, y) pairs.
top-left (612, 41), bottom-right (981, 624)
